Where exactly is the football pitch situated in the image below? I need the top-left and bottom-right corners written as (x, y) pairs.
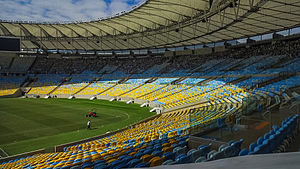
top-left (0, 98), bottom-right (154, 156)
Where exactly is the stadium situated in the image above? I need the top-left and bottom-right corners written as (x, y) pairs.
top-left (0, 0), bottom-right (300, 168)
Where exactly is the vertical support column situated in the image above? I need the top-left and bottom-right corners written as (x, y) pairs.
top-left (56, 29), bottom-right (58, 52)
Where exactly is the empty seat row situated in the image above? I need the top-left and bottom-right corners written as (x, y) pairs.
top-left (239, 114), bottom-right (299, 156)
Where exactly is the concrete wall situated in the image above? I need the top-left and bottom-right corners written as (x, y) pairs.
top-left (28, 93), bottom-right (161, 108)
top-left (164, 51), bottom-right (175, 57)
top-left (26, 92), bottom-right (208, 113)
top-left (50, 94), bottom-right (71, 98)
top-left (175, 50), bottom-right (193, 56)
top-left (194, 47), bottom-right (213, 55)
top-left (214, 46), bottom-right (227, 53)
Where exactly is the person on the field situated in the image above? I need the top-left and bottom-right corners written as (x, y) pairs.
top-left (87, 120), bottom-right (91, 129)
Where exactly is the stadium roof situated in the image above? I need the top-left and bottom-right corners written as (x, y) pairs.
top-left (0, 0), bottom-right (299, 51)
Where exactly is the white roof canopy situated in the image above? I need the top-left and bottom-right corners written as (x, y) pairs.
top-left (0, 0), bottom-right (299, 50)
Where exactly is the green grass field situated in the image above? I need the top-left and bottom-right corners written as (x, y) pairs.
top-left (0, 98), bottom-right (154, 156)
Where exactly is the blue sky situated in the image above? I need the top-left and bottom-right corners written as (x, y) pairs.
top-left (0, 0), bottom-right (144, 22)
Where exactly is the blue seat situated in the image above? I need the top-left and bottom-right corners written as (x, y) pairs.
top-left (138, 148), bottom-right (146, 153)
top-left (113, 162), bottom-right (127, 169)
top-left (173, 147), bottom-right (181, 153)
top-left (161, 140), bottom-right (169, 144)
top-left (163, 152), bottom-right (175, 161)
top-left (187, 149), bottom-right (197, 156)
top-left (94, 159), bottom-right (105, 165)
top-left (118, 155), bottom-right (129, 160)
top-left (172, 143), bottom-right (179, 148)
top-left (262, 139), bottom-right (271, 153)
top-left (94, 164), bottom-right (108, 169)
top-left (194, 156), bottom-right (207, 163)
top-left (252, 145), bottom-right (264, 154)
top-left (152, 150), bottom-right (163, 157)
top-left (272, 125), bottom-right (279, 131)
top-left (176, 154), bottom-right (190, 164)
top-left (218, 144), bottom-right (228, 152)
top-left (125, 149), bottom-right (134, 155)
top-left (230, 139), bottom-right (243, 156)
top-left (230, 139), bottom-right (243, 149)
top-left (162, 159), bottom-right (177, 165)
top-left (154, 144), bottom-right (162, 151)
top-left (121, 156), bottom-right (134, 163)
top-left (133, 152), bottom-right (144, 159)
top-left (257, 137), bottom-right (264, 145)
top-left (264, 133), bottom-right (271, 140)
top-left (228, 140), bottom-right (236, 146)
top-left (61, 166), bottom-right (71, 169)
top-left (103, 155), bottom-right (112, 161)
top-left (198, 143), bottom-right (212, 157)
top-left (222, 146), bottom-right (234, 157)
top-left (94, 163), bottom-right (106, 168)
top-left (268, 135), bottom-right (278, 152)
top-left (108, 160), bottom-right (122, 168)
top-left (174, 146), bottom-right (187, 157)
top-left (249, 142), bottom-right (257, 152)
top-left (127, 159), bottom-right (142, 168)
top-left (187, 149), bottom-right (203, 162)
top-left (208, 151), bottom-right (224, 161)
top-left (238, 149), bottom-right (249, 156)
top-left (143, 149), bottom-right (153, 155)
top-left (70, 166), bottom-right (81, 169)
top-left (134, 162), bottom-right (150, 168)
top-left (178, 141), bottom-right (188, 147)
top-left (207, 150), bottom-right (217, 160)
top-left (81, 161), bottom-right (93, 169)
top-left (197, 144), bottom-right (206, 150)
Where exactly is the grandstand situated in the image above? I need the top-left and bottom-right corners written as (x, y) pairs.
top-left (1, 0), bottom-right (300, 168)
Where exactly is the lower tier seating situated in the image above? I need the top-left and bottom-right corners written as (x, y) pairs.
top-left (0, 101), bottom-right (241, 169)
top-left (239, 114), bottom-right (299, 155)
top-left (0, 88), bottom-right (18, 96)
top-left (0, 112), bottom-right (298, 168)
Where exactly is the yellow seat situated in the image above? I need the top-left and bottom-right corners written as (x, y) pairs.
top-left (150, 157), bottom-right (164, 167)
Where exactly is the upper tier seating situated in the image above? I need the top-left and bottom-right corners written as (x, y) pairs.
top-left (9, 57), bottom-right (35, 72)
top-left (258, 75), bottom-right (300, 94)
top-left (76, 79), bottom-right (119, 96)
top-left (101, 79), bottom-right (149, 97)
top-left (1, 37), bottom-right (295, 77)
top-left (236, 77), bottom-right (274, 88)
top-left (0, 56), bottom-right (13, 72)
top-left (28, 75), bottom-right (67, 95)
top-left (121, 78), bottom-right (177, 98)
top-left (23, 73), bottom-right (300, 109)
top-left (52, 77), bottom-right (92, 95)
top-left (0, 76), bottom-right (25, 96)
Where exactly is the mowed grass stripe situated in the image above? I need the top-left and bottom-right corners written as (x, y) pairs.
top-left (0, 98), bottom-right (153, 155)
top-left (0, 98), bottom-right (129, 141)
top-left (0, 110), bottom-right (64, 141)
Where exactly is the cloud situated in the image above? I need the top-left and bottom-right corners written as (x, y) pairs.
top-left (0, 0), bottom-right (145, 22)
